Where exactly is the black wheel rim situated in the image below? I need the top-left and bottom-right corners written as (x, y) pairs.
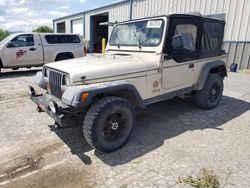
top-left (209, 83), bottom-right (221, 103)
top-left (102, 111), bottom-right (128, 142)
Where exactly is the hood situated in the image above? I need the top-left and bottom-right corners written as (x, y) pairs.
top-left (45, 54), bottom-right (159, 85)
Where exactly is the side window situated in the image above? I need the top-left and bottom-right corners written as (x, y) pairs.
top-left (10, 34), bottom-right (34, 47)
top-left (174, 24), bottom-right (197, 52)
top-left (171, 24), bottom-right (198, 62)
top-left (200, 21), bottom-right (224, 57)
top-left (45, 35), bottom-right (81, 44)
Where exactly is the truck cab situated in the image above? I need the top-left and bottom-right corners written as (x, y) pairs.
top-left (0, 33), bottom-right (84, 72)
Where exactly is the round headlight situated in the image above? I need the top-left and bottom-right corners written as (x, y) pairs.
top-left (49, 101), bottom-right (57, 113)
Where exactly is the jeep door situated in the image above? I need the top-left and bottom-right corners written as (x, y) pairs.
top-left (2, 34), bottom-right (40, 67)
top-left (162, 16), bottom-right (202, 90)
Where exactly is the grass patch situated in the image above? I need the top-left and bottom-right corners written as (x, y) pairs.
top-left (180, 168), bottom-right (220, 188)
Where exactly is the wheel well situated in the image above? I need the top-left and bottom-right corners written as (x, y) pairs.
top-left (92, 89), bottom-right (142, 108)
top-left (55, 52), bottom-right (74, 61)
top-left (209, 65), bottom-right (227, 77)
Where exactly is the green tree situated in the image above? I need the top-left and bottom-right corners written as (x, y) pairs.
top-left (33, 25), bottom-right (53, 33)
top-left (0, 29), bottom-right (9, 41)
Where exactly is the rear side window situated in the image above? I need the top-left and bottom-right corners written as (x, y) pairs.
top-left (200, 21), bottom-right (224, 57)
top-left (45, 35), bottom-right (81, 44)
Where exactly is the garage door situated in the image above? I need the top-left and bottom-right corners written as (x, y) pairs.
top-left (72, 19), bottom-right (83, 35)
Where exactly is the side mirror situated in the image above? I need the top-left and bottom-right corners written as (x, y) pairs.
top-left (172, 35), bottom-right (184, 50)
top-left (6, 42), bottom-right (14, 48)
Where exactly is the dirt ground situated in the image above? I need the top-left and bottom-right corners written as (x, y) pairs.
top-left (0, 68), bottom-right (250, 188)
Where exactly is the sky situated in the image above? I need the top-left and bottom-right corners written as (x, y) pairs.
top-left (0, 0), bottom-right (116, 32)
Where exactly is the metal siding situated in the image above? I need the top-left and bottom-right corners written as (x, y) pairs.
top-left (231, 0), bottom-right (244, 41)
top-left (84, 1), bottom-right (129, 40)
top-left (241, 43), bottom-right (250, 69)
top-left (55, 0), bottom-right (250, 69)
top-left (235, 43), bottom-right (245, 69)
top-left (239, 0), bottom-right (250, 41)
top-left (223, 42), bottom-right (230, 53)
top-left (227, 43), bottom-right (237, 67)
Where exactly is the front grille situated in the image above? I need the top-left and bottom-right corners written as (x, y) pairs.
top-left (49, 70), bottom-right (63, 99)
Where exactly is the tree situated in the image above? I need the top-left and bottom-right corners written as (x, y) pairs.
top-left (33, 25), bottom-right (53, 33)
top-left (0, 29), bottom-right (9, 41)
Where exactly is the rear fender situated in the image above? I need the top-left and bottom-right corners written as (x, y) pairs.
top-left (195, 60), bottom-right (227, 90)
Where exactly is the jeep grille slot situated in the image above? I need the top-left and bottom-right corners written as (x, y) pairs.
top-left (49, 70), bottom-right (63, 99)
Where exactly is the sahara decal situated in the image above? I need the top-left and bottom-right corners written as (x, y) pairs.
top-left (16, 50), bottom-right (27, 59)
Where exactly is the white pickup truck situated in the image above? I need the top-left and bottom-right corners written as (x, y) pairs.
top-left (0, 33), bottom-right (85, 72)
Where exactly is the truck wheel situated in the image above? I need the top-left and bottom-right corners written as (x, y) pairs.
top-left (83, 96), bottom-right (135, 152)
top-left (193, 73), bottom-right (223, 110)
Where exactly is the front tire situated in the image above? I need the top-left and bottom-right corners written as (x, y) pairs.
top-left (193, 73), bottom-right (223, 110)
top-left (83, 96), bottom-right (135, 153)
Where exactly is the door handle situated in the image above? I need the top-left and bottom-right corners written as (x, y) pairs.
top-left (29, 47), bottom-right (36, 51)
top-left (189, 63), bottom-right (194, 69)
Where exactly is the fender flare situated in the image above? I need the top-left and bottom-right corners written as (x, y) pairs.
top-left (55, 52), bottom-right (75, 61)
top-left (195, 60), bottom-right (227, 90)
top-left (62, 82), bottom-right (145, 108)
top-left (0, 58), bottom-right (3, 68)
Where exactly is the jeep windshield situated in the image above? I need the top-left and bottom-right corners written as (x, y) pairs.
top-left (109, 19), bottom-right (164, 47)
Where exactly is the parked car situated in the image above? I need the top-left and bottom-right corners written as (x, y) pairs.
top-left (30, 13), bottom-right (227, 153)
top-left (0, 33), bottom-right (85, 72)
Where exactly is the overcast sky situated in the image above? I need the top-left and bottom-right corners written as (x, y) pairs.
top-left (0, 0), bottom-right (115, 32)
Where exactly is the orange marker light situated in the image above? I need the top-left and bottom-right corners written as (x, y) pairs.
top-left (81, 92), bottom-right (89, 102)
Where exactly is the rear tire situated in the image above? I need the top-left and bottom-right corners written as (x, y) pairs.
top-left (83, 96), bottom-right (135, 153)
top-left (193, 73), bottom-right (223, 110)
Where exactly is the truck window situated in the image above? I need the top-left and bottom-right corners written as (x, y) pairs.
top-left (171, 24), bottom-right (198, 62)
top-left (10, 34), bottom-right (34, 47)
top-left (45, 35), bottom-right (81, 44)
top-left (174, 24), bottom-right (197, 52)
top-left (200, 21), bottom-right (224, 58)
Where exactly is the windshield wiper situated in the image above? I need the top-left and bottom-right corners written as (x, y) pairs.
top-left (133, 30), bottom-right (142, 49)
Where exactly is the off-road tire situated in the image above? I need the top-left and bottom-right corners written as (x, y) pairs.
top-left (193, 73), bottom-right (223, 110)
top-left (83, 96), bottom-right (135, 153)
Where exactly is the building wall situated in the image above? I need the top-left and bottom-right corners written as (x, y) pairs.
top-left (54, 14), bottom-right (84, 33)
top-left (54, 0), bottom-right (250, 69)
top-left (131, 0), bottom-right (250, 69)
top-left (84, 1), bottom-right (130, 40)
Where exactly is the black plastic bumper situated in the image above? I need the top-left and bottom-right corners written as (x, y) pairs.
top-left (29, 86), bottom-right (82, 127)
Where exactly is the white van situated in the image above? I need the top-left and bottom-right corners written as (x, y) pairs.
top-left (0, 33), bottom-right (85, 72)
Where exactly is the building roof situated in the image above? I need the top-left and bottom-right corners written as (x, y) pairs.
top-left (53, 0), bottom-right (129, 22)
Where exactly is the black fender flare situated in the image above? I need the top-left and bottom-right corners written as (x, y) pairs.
top-left (0, 58), bottom-right (3, 68)
top-left (62, 82), bottom-right (145, 108)
top-left (55, 52), bottom-right (75, 61)
top-left (195, 60), bottom-right (227, 90)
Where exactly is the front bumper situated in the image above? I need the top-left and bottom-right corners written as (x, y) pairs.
top-left (29, 86), bottom-right (82, 127)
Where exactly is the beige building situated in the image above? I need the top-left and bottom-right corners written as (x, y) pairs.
top-left (53, 0), bottom-right (250, 69)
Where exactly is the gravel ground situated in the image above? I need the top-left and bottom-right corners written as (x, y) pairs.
top-left (0, 68), bottom-right (249, 188)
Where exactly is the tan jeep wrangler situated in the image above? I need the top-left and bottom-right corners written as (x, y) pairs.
top-left (29, 14), bottom-right (227, 152)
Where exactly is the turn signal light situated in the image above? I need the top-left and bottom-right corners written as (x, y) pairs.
top-left (81, 92), bottom-right (89, 102)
